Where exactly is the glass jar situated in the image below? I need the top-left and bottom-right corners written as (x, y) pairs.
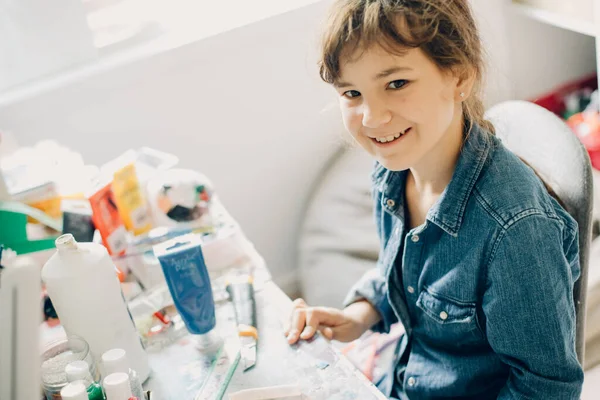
top-left (41, 335), bottom-right (97, 400)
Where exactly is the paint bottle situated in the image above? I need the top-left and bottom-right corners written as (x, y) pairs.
top-left (60, 381), bottom-right (89, 400)
top-left (101, 349), bottom-right (144, 400)
top-left (65, 360), bottom-right (105, 400)
top-left (103, 373), bottom-right (132, 400)
top-left (154, 234), bottom-right (219, 351)
top-left (42, 234), bottom-right (150, 383)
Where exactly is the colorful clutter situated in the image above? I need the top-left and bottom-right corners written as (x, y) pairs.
top-left (567, 110), bottom-right (600, 170)
top-left (531, 74), bottom-right (600, 170)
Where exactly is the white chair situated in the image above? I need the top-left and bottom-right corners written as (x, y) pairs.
top-left (486, 100), bottom-right (594, 365)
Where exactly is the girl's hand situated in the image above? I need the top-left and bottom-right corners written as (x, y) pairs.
top-left (284, 298), bottom-right (378, 344)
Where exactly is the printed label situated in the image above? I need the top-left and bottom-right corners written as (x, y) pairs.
top-left (107, 225), bottom-right (128, 254)
top-left (131, 205), bottom-right (151, 229)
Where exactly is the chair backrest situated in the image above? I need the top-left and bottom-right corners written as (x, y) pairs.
top-left (485, 100), bottom-right (593, 365)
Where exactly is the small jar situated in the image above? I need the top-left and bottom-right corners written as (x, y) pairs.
top-left (65, 360), bottom-right (105, 400)
top-left (101, 349), bottom-right (144, 399)
top-left (41, 335), bottom-right (97, 400)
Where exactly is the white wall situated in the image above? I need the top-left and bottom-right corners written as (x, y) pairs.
top-left (0, 0), bottom-right (597, 294)
top-left (472, 0), bottom-right (597, 104)
top-left (0, 0), bottom-right (97, 91)
top-left (0, 1), bottom-right (343, 293)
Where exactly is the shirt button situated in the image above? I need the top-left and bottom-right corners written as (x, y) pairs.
top-left (407, 377), bottom-right (416, 387)
top-left (411, 234), bottom-right (420, 243)
top-left (386, 199), bottom-right (395, 207)
top-left (439, 311), bottom-right (448, 320)
top-left (407, 286), bottom-right (415, 294)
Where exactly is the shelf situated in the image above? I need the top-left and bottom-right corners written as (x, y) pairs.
top-left (511, 2), bottom-right (596, 37)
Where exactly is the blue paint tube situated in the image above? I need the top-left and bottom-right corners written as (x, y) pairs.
top-left (153, 234), bottom-right (216, 334)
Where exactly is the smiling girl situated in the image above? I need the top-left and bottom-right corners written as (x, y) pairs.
top-left (285, 1), bottom-right (584, 399)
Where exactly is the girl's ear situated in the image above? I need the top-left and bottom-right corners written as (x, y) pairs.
top-left (455, 66), bottom-right (476, 102)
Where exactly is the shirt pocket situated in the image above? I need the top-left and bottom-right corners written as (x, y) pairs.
top-left (415, 287), bottom-right (484, 347)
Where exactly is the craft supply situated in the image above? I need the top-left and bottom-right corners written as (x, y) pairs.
top-left (60, 381), bottom-right (89, 400)
top-left (65, 360), bottom-right (106, 400)
top-left (42, 234), bottom-right (150, 382)
top-left (112, 163), bottom-right (152, 236)
top-left (41, 336), bottom-right (96, 400)
top-left (228, 384), bottom-right (302, 400)
top-left (0, 200), bottom-right (60, 254)
top-left (147, 169), bottom-right (213, 228)
top-left (0, 254), bottom-right (41, 400)
top-left (121, 224), bottom-right (248, 291)
top-left (99, 147), bottom-right (179, 187)
top-left (226, 275), bottom-right (257, 371)
top-left (103, 373), bottom-right (132, 400)
top-left (11, 178), bottom-right (61, 221)
top-left (61, 199), bottom-right (95, 243)
top-left (145, 333), bottom-right (239, 400)
top-left (154, 234), bottom-right (216, 335)
top-left (88, 183), bottom-right (128, 256)
top-left (102, 349), bottom-right (144, 400)
top-left (195, 340), bottom-right (241, 400)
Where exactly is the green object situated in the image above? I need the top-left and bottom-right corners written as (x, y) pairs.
top-left (0, 201), bottom-right (61, 254)
top-left (86, 382), bottom-right (106, 400)
top-left (215, 349), bottom-right (241, 400)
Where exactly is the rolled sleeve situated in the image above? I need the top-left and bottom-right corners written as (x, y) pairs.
top-left (343, 267), bottom-right (398, 333)
top-left (483, 214), bottom-right (583, 399)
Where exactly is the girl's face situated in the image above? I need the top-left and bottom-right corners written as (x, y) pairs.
top-left (335, 45), bottom-right (465, 172)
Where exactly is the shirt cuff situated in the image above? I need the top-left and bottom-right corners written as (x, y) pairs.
top-left (343, 269), bottom-right (397, 333)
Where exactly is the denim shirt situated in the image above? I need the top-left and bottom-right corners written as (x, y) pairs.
top-left (344, 124), bottom-right (584, 399)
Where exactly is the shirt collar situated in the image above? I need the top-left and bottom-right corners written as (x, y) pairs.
top-left (372, 123), bottom-right (493, 237)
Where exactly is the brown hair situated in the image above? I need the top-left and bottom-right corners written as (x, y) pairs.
top-left (317, 0), bottom-right (566, 207)
top-left (317, 0), bottom-right (494, 135)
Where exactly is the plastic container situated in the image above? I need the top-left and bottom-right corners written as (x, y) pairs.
top-left (146, 169), bottom-right (214, 228)
top-left (103, 372), bottom-right (132, 400)
top-left (60, 381), bottom-right (89, 400)
top-left (41, 234), bottom-right (150, 382)
top-left (101, 349), bottom-right (144, 399)
top-left (41, 336), bottom-right (96, 400)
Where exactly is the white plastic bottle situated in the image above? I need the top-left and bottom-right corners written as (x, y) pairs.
top-left (103, 373), bottom-right (133, 400)
top-left (102, 349), bottom-right (144, 399)
top-left (41, 234), bottom-right (150, 381)
top-left (60, 381), bottom-right (89, 400)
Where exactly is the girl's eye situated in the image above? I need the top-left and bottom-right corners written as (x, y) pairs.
top-left (343, 90), bottom-right (361, 99)
top-left (388, 79), bottom-right (409, 90)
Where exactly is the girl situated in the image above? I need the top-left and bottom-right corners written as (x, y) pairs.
top-left (285, 0), bottom-right (584, 399)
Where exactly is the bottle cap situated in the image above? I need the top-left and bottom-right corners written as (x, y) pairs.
top-left (102, 348), bottom-right (129, 374)
top-left (103, 372), bottom-right (132, 400)
top-left (56, 234), bottom-right (78, 251)
top-left (60, 381), bottom-right (89, 400)
top-left (65, 360), bottom-right (92, 383)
